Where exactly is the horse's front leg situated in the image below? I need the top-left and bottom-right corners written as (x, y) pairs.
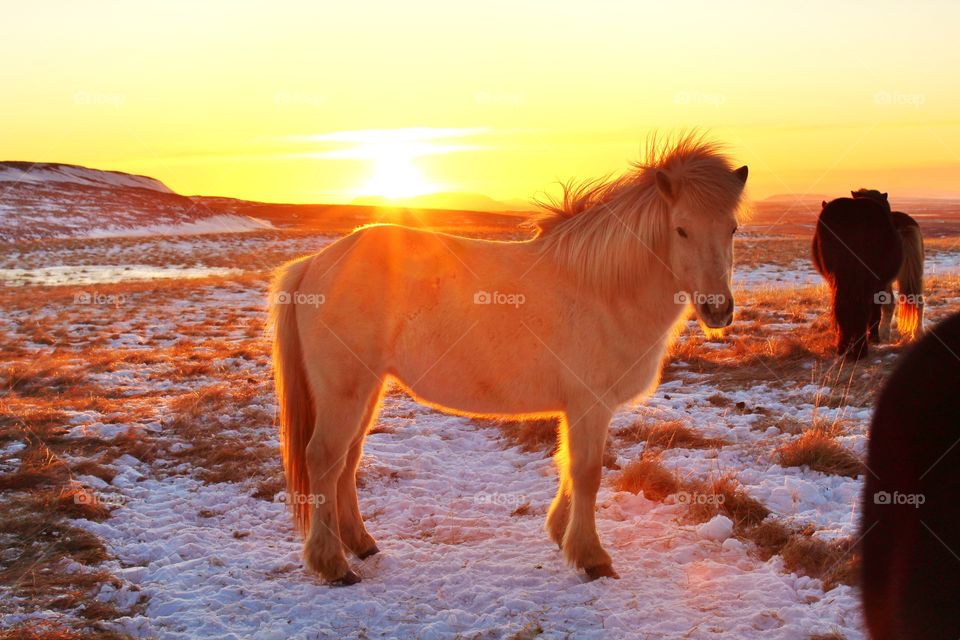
top-left (559, 405), bottom-right (617, 580)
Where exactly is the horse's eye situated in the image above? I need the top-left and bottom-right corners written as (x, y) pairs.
top-left (676, 227), bottom-right (688, 238)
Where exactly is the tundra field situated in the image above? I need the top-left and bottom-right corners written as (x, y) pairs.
top-left (3, 208), bottom-right (960, 639)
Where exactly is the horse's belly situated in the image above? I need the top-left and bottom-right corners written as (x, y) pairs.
top-left (393, 365), bottom-right (559, 417)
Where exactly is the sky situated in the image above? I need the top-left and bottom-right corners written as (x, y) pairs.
top-left (2, 0), bottom-right (960, 205)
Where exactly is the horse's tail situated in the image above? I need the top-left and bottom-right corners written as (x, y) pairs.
top-left (270, 255), bottom-right (316, 534)
top-left (897, 225), bottom-right (924, 340)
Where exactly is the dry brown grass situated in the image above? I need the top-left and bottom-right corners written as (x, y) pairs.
top-left (484, 417), bottom-right (559, 455)
top-left (618, 418), bottom-right (726, 450)
top-left (0, 622), bottom-right (129, 640)
top-left (741, 519), bottom-right (860, 590)
top-left (165, 384), bottom-right (278, 485)
top-left (0, 494), bottom-right (137, 632)
top-left (781, 535), bottom-right (860, 590)
top-left (1, 356), bottom-right (91, 398)
top-left (684, 475), bottom-right (771, 531)
top-left (742, 519), bottom-right (795, 560)
top-left (612, 454), bottom-right (681, 501)
top-left (777, 427), bottom-right (862, 478)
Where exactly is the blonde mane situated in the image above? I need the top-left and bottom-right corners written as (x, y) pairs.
top-left (529, 135), bottom-right (746, 297)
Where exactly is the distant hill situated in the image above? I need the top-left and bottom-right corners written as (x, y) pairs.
top-left (0, 161), bottom-right (174, 194)
top-left (351, 191), bottom-right (536, 213)
top-left (0, 161), bottom-right (271, 243)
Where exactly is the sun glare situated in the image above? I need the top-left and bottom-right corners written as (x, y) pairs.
top-left (361, 147), bottom-right (437, 200)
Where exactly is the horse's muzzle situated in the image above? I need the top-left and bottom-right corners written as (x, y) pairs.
top-left (698, 298), bottom-right (734, 328)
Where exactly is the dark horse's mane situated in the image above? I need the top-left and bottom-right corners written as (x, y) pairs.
top-left (862, 312), bottom-right (960, 639)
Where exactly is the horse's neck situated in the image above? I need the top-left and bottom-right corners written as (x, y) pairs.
top-left (607, 262), bottom-right (686, 335)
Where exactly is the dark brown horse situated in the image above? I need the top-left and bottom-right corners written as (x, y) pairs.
top-left (850, 189), bottom-right (925, 341)
top-left (862, 311), bottom-right (960, 639)
top-left (812, 195), bottom-right (902, 358)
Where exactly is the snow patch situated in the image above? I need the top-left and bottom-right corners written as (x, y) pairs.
top-left (0, 265), bottom-right (243, 286)
top-left (82, 214), bottom-right (274, 239)
top-left (697, 515), bottom-right (734, 541)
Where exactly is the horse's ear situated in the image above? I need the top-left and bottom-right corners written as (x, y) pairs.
top-left (851, 191), bottom-right (857, 198)
top-left (822, 200), bottom-right (828, 208)
top-left (655, 170), bottom-right (674, 202)
top-left (883, 192), bottom-right (889, 200)
top-left (733, 165), bottom-right (748, 185)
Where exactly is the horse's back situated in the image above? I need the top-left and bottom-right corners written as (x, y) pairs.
top-left (891, 210), bottom-right (919, 230)
top-left (862, 312), bottom-right (960, 639)
top-left (813, 198), bottom-right (901, 284)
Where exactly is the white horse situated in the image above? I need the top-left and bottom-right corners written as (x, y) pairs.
top-left (271, 136), bottom-right (748, 584)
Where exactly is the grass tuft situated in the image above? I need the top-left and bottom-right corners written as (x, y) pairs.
top-left (619, 419), bottom-right (726, 450)
top-left (777, 428), bottom-right (862, 478)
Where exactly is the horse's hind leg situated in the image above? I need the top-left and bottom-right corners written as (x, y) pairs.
top-left (336, 387), bottom-right (384, 560)
top-left (303, 374), bottom-right (382, 584)
top-left (559, 406), bottom-right (617, 580)
top-left (879, 286), bottom-right (896, 342)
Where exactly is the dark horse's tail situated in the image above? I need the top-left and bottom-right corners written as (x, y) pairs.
top-left (895, 219), bottom-right (924, 339)
top-left (862, 312), bottom-right (960, 639)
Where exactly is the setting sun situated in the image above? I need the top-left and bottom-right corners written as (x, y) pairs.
top-left (359, 146), bottom-right (437, 199)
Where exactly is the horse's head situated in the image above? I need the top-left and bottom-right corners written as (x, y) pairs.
top-left (657, 164), bottom-right (748, 329)
top-left (851, 188), bottom-right (891, 211)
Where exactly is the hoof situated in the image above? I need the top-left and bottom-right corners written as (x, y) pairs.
top-left (585, 564), bottom-right (619, 581)
top-left (330, 569), bottom-right (361, 586)
top-left (356, 544), bottom-right (380, 560)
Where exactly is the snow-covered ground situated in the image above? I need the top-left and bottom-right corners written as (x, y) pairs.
top-left (80, 390), bottom-right (864, 640)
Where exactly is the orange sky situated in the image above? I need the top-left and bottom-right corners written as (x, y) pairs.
top-left (3, 1), bottom-right (960, 204)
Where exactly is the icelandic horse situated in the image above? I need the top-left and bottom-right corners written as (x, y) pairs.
top-left (270, 136), bottom-right (748, 583)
